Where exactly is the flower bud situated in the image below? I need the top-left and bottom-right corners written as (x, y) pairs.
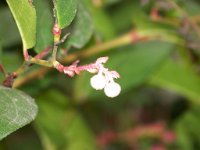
top-left (104, 81), bottom-right (121, 98)
top-left (90, 74), bottom-right (106, 90)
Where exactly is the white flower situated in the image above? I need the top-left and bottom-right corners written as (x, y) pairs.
top-left (104, 81), bottom-right (121, 98)
top-left (90, 73), bottom-right (106, 90)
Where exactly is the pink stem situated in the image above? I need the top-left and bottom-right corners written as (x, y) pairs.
top-left (35, 46), bottom-right (52, 59)
top-left (0, 64), bottom-right (6, 77)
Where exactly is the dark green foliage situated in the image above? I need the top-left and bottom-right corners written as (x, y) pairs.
top-left (1, 0), bottom-right (200, 149)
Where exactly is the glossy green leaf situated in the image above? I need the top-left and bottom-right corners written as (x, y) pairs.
top-left (74, 41), bottom-right (173, 101)
top-left (149, 59), bottom-right (200, 101)
top-left (65, 2), bottom-right (94, 49)
top-left (56, 0), bottom-right (78, 29)
top-left (34, 0), bottom-right (53, 53)
top-left (6, 0), bottom-right (36, 49)
top-left (0, 86), bottom-right (38, 140)
top-left (35, 90), bottom-right (97, 150)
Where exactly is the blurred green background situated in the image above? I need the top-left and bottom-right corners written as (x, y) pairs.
top-left (1, 0), bottom-right (200, 149)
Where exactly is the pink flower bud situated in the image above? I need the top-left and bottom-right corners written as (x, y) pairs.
top-left (96, 57), bottom-right (109, 64)
top-left (53, 24), bottom-right (61, 36)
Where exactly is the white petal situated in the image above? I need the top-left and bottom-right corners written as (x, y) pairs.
top-left (104, 82), bottom-right (121, 98)
top-left (90, 74), bottom-right (106, 90)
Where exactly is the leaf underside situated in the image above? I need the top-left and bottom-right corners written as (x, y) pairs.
top-left (0, 86), bottom-right (38, 140)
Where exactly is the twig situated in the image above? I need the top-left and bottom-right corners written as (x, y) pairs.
top-left (13, 31), bottom-right (141, 88)
top-left (0, 64), bottom-right (6, 77)
top-left (55, 33), bottom-right (70, 46)
top-left (13, 28), bottom-right (178, 88)
top-left (35, 46), bottom-right (52, 59)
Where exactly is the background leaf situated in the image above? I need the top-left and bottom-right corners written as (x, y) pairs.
top-left (6, 0), bottom-right (36, 49)
top-left (33, 0), bottom-right (53, 53)
top-left (56, 0), bottom-right (78, 29)
top-left (174, 106), bottom-right (200, 150)
top-left (149, 59), bottom-right (200, 101)
top-left (0, 86), bottom-right (38, 140)
top-left (0, 8), bottom-right (21, 48)
top-left (65, 2), bottom-right (94, 49)
top-left (83, 0), bottom-right (116, 40)
top-left (35, 90), bottom-right (97, 150)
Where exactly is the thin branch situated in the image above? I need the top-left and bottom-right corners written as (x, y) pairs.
top-left (35, 46), bottom-right (52, 59)
top-left (0, 64), bottom-right (6, 77)
top-left (55, 33), bottom-right (70, 46)
top-left (13, 31), bottom-right (146, 88)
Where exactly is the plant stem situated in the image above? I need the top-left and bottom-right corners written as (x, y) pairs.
top-left (28, 57), bottom-right (52, 67)
top-left (13, 31), bottom-right (138, 88)
top-left (52, 45), bottom-right (58, 62)
top-left (13, 28), bottom-right (179, 88)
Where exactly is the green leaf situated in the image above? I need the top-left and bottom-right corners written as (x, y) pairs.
top-left (175, 123), bottom-right (193, 150)
top-left (56, 0), bottom-right (78, 29)
top-left (34, 0), bottom-right (53, 53)
top-left (6, 0), bottom-right (36, 49)
top-left (149, 59), bottom-right (200, 101)
top-left (0, 86), bottom-right (38, 140)
top-left (74, 41), bottom-right (173, 101)
top-left (83, 0), bottom-right (116, 40)
top-left (174, 106), bottom-right (200, 149)
top-left (109, 0), bottom-right (135, 32)
top-left (35, 90), bottom-right (97, 150)
top-left (0, 8), bottom-right (21, 47)
top-left (65, 2), bottom-right (94, 49)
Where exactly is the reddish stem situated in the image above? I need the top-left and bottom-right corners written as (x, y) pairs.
top-left (3, 72), bottom-right (17, 88)
top-left (0, 64), bottom-right (6, 77)
top-left (23, 49), bottom-right (29, 61)
top-left (76, 64), bottom-right (97, 71)
top-left (35, 46), bottom-right (52, 59)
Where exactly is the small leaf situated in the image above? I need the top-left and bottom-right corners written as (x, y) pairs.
top-left (34, 0), bottom-right (53, 53)
top-left (56, 0), bottom-right (78, 29)
top-left (65, 2), bottom-right (94, 49)
top-left (83, 0), bottom-right (116, 40)
top-left (0, 86), bottom-right (38, 140)
top-left (6, 0), bottom-right (36, 49)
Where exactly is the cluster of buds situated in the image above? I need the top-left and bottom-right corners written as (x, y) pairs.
top-left (89, 57), bottom-right (121, 98)
top-left (54, 57), bottom-right (121, 98)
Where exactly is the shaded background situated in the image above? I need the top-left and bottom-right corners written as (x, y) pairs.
top-left (1, 0), bottom-right (200, 149)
